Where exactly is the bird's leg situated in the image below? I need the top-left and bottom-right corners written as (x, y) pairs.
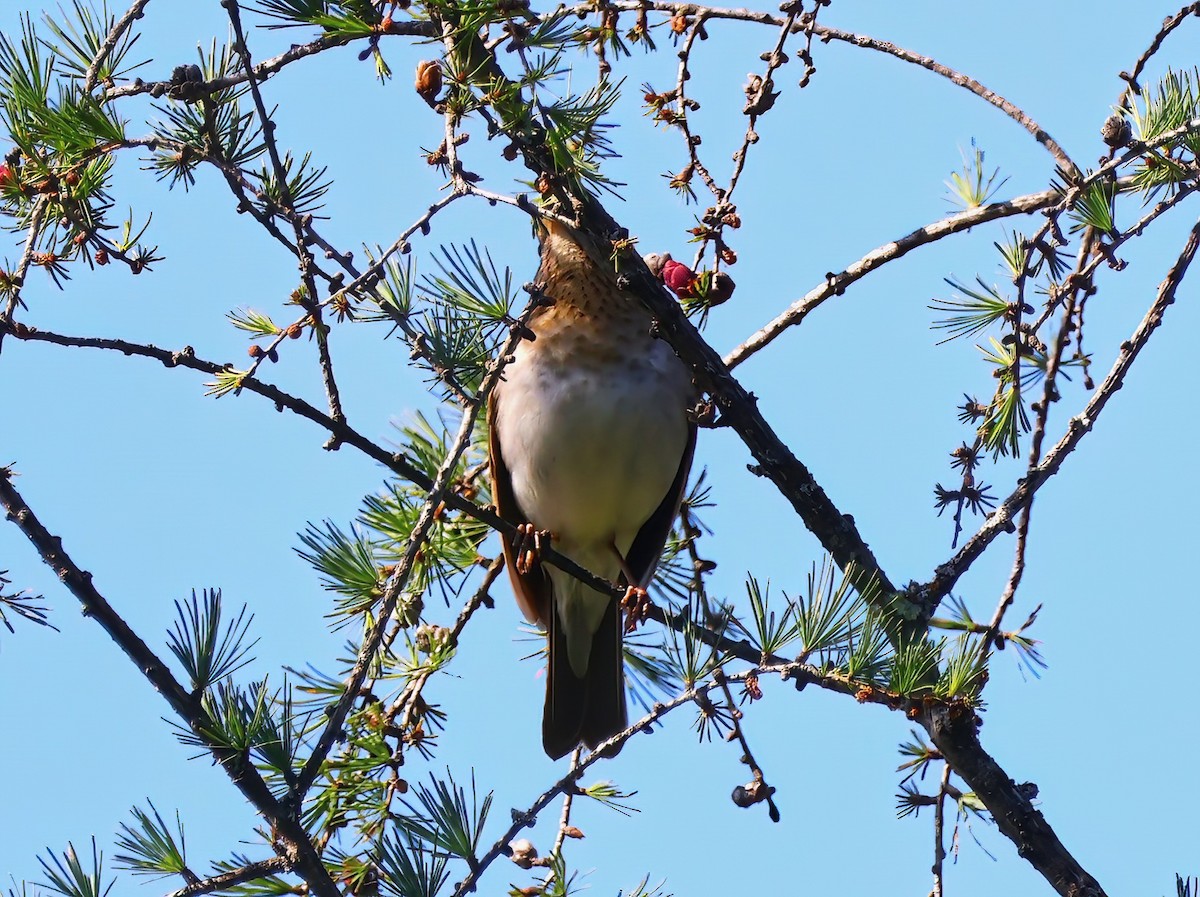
top-left (619, 587), bottom-right (654, 633)
top-left (512, 523), bottom-right (551, 575)
top-left (612, 542), bottom-right (655, 633)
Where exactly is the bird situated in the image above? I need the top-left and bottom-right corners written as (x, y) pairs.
top-left (487, 216), bottom-right (696, 759)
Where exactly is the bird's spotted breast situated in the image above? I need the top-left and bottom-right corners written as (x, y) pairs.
top-left (495, 320), bottom-right (690, 557)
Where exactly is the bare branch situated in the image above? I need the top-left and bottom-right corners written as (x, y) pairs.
top-left (725, 190), bottom-right (1057, 369)
top-left (83, 0), bottom-right (153, 93)
top-left (813, 25), bottom-right (1079, 177)
top-left (163, 857), bottom-right (290, 897)
top-left (1115, 2), bottom-right (1200, 108)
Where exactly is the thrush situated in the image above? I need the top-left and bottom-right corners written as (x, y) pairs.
top-left (488, 217), bottom-right (696, 759)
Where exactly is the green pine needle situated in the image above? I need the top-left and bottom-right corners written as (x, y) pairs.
top-left (580, 780), bottom-right (641, 816)
top-left (0, 569), bottom-right (55, 633)
top-left (935, 635), bottom-right (989, 699)
top-left (398, 772), bottom-right (492, 862)
top-left (37, 839), bottom-right (112, 897)
top-left (888, 638), bottom-right (944, 696)
top-left (295, 520), bottom-right (384, 618)
top-left (420, 240), bottom-right (516, 322)
top-left (228, 307), bottom-right (282, 337)
top-left (42, 1), bottom-right (150, 89)
top-left (252, 0), bottom-right (380, 36)
top-left (203, 368), bottom-right (249, 398)
top-left (182, 678), bottom-right (276, 755)
top-left (945, 142), bottom-right (1009, 209)
top-left (166, 588), bottom-right (258, 692)
top-left (930, 276), bottom-right (1014, 344)
top-left (843, 610), bottom-right (890, 684)
top-left (745, 575), bottom-right (799, 659)
top-left (792, 557), bottom-right (864, 664)
top-left (254, 150), bottom-right (330, 217)
top-left (113, 803), bottom-right (188, 878)
top-left (375, 829), bottom-right (451, 897)
top-left (1068, 178), bottom-right (1117, 235)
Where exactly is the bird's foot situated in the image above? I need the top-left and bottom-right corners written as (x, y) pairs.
top-left (512, 523), bottom-right (551, 575)
top-left (620, 586), bottom-right (655, 633)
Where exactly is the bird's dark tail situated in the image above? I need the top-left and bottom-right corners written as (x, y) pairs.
top-left (543, 597), bottom-right (627, 760)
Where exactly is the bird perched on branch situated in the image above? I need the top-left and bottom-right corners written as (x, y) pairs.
top-left (488, 216), bottom-right (696, 759)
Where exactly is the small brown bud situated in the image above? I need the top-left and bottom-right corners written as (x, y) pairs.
top-left (286, 323), bottom-right (303, 339)
top-left (248, 344), bottom-right (265, 358)
top-left (743, 673), bottom-right (762, 701)
top-left (414, 60), bottom-right (442, 105)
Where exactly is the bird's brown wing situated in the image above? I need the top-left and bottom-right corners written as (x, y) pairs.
top-left (623, 419), bottom-right (699, 586)
top-left (487, 387), bottom-right (550, 627)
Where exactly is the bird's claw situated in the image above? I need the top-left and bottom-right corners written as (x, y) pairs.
top-left (513, 523), bottom-right (550, 575)
top-left (620, 586), bottom-right (654, 633)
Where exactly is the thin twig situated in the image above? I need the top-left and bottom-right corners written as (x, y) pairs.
top-left (924, 216), bottom-right (1200, 605)
top-left (813, 25), bottom-right (1078, 177)
top-left (101, 22), bottom-right (436, 102)
top-left (163, 858), bottom-right (290, 897)
top-left (724, 189), bottom-right (1057, 368)
top-left (981, 220), bottom-right (1097, 645)
top-left (1115, 2), bottom-right (1200, 109)
top-left (729, 114), bottom-right (1200, 370)
top-left (548, 750), bottom-right (582, 867)
top-left (0, 196), bottom-right (49, 351)
top-left (724, 8), bottom-right (798, 202)
top-left (931, 762), bottom-right (950, 897)
top-left (224, 0), bottom-right (346, 429)
top-left (82, 0), bottom-right (153, 93)
top-left (714, 668), bottom-right (779, 822)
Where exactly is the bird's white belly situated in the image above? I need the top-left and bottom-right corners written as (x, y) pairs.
top-left (496, 339), bottom-right (689, 568)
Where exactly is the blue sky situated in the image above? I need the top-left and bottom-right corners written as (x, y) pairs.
top-left (1, 3), bottom-right (1197, 896)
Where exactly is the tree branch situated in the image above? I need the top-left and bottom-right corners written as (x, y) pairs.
top-left (163, 857), bottom-right (290, 897)
top-left (920, 703), bottom-right (1106, 897)
top-left (83, 0), bottom-right (153, 93)
top-left (724, 189), bottom-right (1058, 369)
top-left (0, 468), bottom-right (339, 897)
